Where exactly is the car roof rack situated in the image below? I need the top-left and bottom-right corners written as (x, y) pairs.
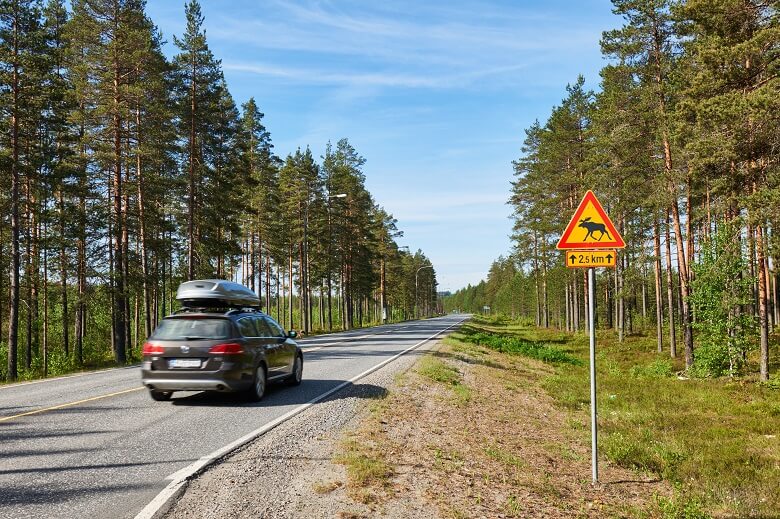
top-left (176, 279), bottom-right (260, 309)
top-left (171, 307), bottom-right (265, 316)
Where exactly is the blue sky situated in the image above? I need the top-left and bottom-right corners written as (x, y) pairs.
top-left (146, 0), bottom-right (619, 292)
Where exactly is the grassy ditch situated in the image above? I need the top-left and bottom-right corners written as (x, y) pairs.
top-left (330, 317), bottom-right (779, 517)
top-left (470, 316), bottom-right (780, 517)
top-left (332, 319), bottom-right (671, 517)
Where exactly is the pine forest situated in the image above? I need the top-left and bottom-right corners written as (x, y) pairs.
top-left (0, 0), bottom-right (438, 382)
top-left (444, 0), bottom-right (779, 382)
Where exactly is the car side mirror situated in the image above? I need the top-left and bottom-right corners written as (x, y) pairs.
top-left (287, 330), bottom-right (297, 339)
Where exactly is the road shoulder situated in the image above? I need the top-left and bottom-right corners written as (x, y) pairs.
top-left (165, 322), bottom-right (670, 518)
top-left (163, 337), bottom-right (440, 519)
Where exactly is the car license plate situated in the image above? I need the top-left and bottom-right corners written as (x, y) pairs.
top-left (168, 358), bottom-right (201, 369)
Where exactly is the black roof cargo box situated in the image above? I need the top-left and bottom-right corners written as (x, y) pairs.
top-left (176, 279), bottom-right (260, 308)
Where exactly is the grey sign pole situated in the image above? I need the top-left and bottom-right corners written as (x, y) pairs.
top-left (588, 267), bottom-right (598, 483)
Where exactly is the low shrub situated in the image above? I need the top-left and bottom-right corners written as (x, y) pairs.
top-left (460, 331), bottom-right (582, 366)
top-left (630, 358), bottom-right (674, 379)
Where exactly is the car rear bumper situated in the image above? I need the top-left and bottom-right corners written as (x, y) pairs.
top-left (141, 362), bottom-right (252, 392)
top-left (142, 377), bottom-right (250, 392)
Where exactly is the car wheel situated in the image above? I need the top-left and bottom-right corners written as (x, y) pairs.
top-left (149, 389), bottom-right (172, 401)
top-left (247, 364), bottom-right (267, 401)
top-left (287, 354), bottom-right (303, 386)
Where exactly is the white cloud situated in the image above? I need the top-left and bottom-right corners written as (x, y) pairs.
top-left (223, 61), bottom-right (533, 89)
top-left (209, 0), bottom-right (601, 91)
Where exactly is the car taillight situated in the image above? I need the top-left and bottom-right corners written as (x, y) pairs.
top-left (142, 342), bottom-right (165, 355)
top-left (208, 343), bottom-right (244, 355)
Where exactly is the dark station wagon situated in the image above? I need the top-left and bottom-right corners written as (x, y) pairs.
top-left (141, 280), bottom-right (303, 402)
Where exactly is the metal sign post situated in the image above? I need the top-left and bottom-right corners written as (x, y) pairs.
top-left (588, 267), bottom-right (598, 483)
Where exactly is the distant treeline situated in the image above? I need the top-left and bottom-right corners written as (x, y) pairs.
top-left (0, 0), bottom-right (438, 381)
top-left (445, 0), bottom-right (779, 380)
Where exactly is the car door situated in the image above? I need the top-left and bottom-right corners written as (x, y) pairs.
top-left (235, 316), bottom-right (262, 366)
top-left (254, 316), bottom-right (285, 378)
top-left (263, 316), bottom-right (295, 376)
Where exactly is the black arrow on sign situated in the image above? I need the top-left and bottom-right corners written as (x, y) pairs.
top-left (605, 253), bottom-right (613, 263)
top-left (570, 254), bottom-right (577, 263)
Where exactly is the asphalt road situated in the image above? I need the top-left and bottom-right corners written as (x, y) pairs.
top-left (0, 314), bottom-right (466, 519)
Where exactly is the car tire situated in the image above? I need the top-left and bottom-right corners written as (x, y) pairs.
top-left (287, 354), bottom-right (303, 386)
top-left (246, 364), bottom-right (267, 402)
top-left (149, 389), bottom-right (172, 401)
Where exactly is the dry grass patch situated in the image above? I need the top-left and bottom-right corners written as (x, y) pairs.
top-left (313, 480), bottom-right (343, 494)
top-left (333, 327), bottom-right (669, 517)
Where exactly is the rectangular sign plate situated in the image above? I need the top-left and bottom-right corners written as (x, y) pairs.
top-left (168, 358), bottom-right (202, 369)
top-left (565, 250), bottom-right (617, 268)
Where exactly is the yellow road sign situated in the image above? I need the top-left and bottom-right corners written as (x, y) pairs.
top-left (565, 249), bottom-right (617, 268)
top-left (557, 190), bottom-right (625, 250)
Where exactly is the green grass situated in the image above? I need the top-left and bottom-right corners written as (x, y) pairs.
top-left (417, 356), bottom-right (472, 405)
top-left (335, 437), bottom-right (394, 498)
top-left (453, 323), bottom-right (582, 366)
top-left (417, 356), bottom-right (462, 385)
top-left (463, 317), bottom-right (780, 517)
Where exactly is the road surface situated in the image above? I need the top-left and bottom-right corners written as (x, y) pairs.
top-left (0, 315), bottom-right (466, 519)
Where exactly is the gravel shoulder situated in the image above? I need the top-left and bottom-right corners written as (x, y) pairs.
top-left (163, 336), bottom-right (440, 519)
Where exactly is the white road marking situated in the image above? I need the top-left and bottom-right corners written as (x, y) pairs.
top-left (134, 318), bottom-right (466, 519)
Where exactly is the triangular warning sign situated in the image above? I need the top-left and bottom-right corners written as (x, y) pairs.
top-left (556, 190), bottom-right (625, 249)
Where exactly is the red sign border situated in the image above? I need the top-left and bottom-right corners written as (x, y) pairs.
top-left (556, 190), bottom-right (625, 249)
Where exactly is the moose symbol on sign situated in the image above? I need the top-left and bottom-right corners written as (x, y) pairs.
top-left (579, 217), bottom-right (613, 242)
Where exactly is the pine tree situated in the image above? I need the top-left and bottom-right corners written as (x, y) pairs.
top-left (0, 0), bottom-right (47, 380)
top-left (677, 0), bottom-right (780, 379)
top-left (172, 0), bottom-right (223, 280)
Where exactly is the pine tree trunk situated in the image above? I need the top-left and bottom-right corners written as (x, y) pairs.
top-left (327, 271), bottom-right (333, 331)
top-left (7, 16), bottom-right (21, 381)
top-left (573, 272), bottom-right (580, 332)
top-left (654, 219), bottom-right (664, 353)
top-left (25, 180), bottom-right (34, 369)
top-left (670, 198), bottom-right (693, 367)
top-left (112, 51), bottom-right (126, 364)
top-left (136, 108), bottom-right (151, 338)
top-left (773, 271), bottom-right (779, 331)
top-left (42, 221), bottom-right (48, 377)
top-left (533, 232), bottom-right (540, 327)
top-left (275, 266), bottom-right (280, 325)
top-left (122, 159), bottom-right (130, 353)
top-left (187, 49), bottom-right (197, 281)
top-left (288, 244), bottom-right (294, 330)
top-left (299, 239), bottom-right (307, 333)
top-left (76, 185), bottom-right (86, 366)
top-left (265, 253), bottom-right (271, 315)
top-left (319, 287), bottom-right (324, 329)
top-left (380, 258), bottom-right (386, 323)
top-left (257, 235), bottom-right (263, 303)
top-left (756, 225), bottom-right (770, 381)
top-left (617, 254), bottom-right (624, 343)
top-left (761, 235), bottom-right (773, 331)
top-left (583, 270), bottom-right (589, 335)
top-left (58, 189), bottom-right (69, 356)
top-left (541, 236), bottom-right (549, 328)
top-left (665, 211), bottom-right (677, 358)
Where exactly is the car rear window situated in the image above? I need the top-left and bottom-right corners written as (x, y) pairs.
top-left (150, 318), bottom-right (233, 340)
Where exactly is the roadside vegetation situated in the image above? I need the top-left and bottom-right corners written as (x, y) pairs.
top-left (334, 317), bottom-right (780, 518)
